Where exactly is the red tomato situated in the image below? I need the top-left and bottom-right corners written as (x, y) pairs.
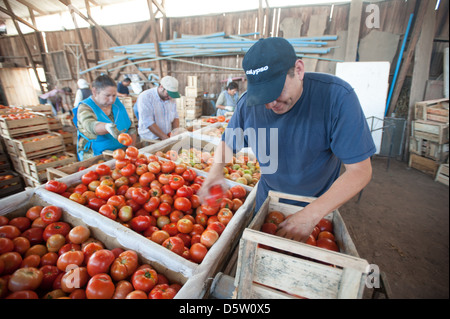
top-left (86, 273), bottom-right (115, 299)
top-left (39, 265), bottom-right (60, 290)
top-left (265, 211), bottom-right (285, 225)
top-left (0, 225), bottom-right (21, 239)
top-left (158, 202), bottom-right (172, 216)
top-left (45, 180), bottom-right (67, 194)
top-left (98, 204), bottom-right (118, 221)
top-left (6, 290), bottom-right (38, 299)
top-left (161, 161), bottom-right (176, 174)
top-left (118, 133), bottom-right (133, 146)
top-left (113, 148), bottom-right (126, 160)
top-left (136, 163), bottom-right (149, 176)
top-left (194, 176), bottom-right (205, 185)
top-left (8, 217), bottom-right (31, 233)
top-left (87, 249), bottom-right (115, 276)
top-left (190, 243), bottom-right (208, 263)
top-left (176, 218), bottom-right (194, 234)
top-left (82, 242), bottom-right (103, 263)
top-left (162, 223), bottom-right (178, 236)
top-left (144, 196), bottom-right (160, 212)
top-left (169, 175), bottom-right (185, 190)
top-left (121, 163), bottom-right (136, 177)
top-left (201, 204), bottom-right (219, 216)
top-left (149, 283), bottom-right (177, 299)
top-left (318, 231), bottom-right (335, 241)
top-left (56, 250), bottom-right (84, 272)
top-left (40, 205), bottom-right (62, 223)
top-left (182, 169), bottom-right (197, 182)
top-left (174, 197), bottom-right (192, 212)
top-left (130, 215), bottom-right (152, 232)
top-left (131, 268), bottom-right (158, 293)
top-left (217, 208), bottom-right (233, 226)
top-left (139, 172), bottom-right (156, 187)
top-left (81, 170), bottom-right (99, 185)
top-left (26, 206), bottom-right (43, 221)
top-left (162, 236), bottom-right (185, 255)
top-left (306, 234), bottom-right (317, 246)
top-left (176, 185), bottom-right (193, 198)
top-left (110, 250), bottom-right (138, 281)
top-left (200, 229), bottom-right (219, 248)
top-left (147, 161), bottom-right (161, 174)
top-left (204, 185), bottom-right (224, 208)
top-left (125, 146), bottom-right (139, 158)
top-left (317, 218), bottom-right (333, 233)
top-left (68, 225), bottom-right (91, 244)
top-left (230, 185), bottom-right (246, 199)
top-left (206, 221), bottom-right (225, 235)
top-left (0, 251), bottom-right (22, 274)
top-left (88, 198), bottom-right (107, 211)
top-left (112, 280), bottom-right (134, 299)
top-left (43, 222), bottom-right (71, 241)
top-left (0, 237), bottom-right (14, 254)
top-left (95, 184), bottom-right (115, 200)
top-left (96, 164), bottom-right (111, 176)
top-left (132, 188), bottom-right (150, 205)
top-left (261, 222), bottom-right (277, 235)
top-left (60, 266), bottom-right (89, 293)
top-left (316, 238), bottom-right (339, 252)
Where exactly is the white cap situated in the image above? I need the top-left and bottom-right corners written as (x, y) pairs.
top-left (77, 79), bottom-right (89, 89)
top-left (160, 76), bottom-right (180, 98)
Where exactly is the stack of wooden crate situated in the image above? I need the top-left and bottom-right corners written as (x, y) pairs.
top-left (177, 76), bottom-right (203, 127)
top-left (409, 98), bottom-right (449, 178)
top-left (0, 107), bottom-right (76, 187)
top-left (0, 138), bottom-right (25, 198)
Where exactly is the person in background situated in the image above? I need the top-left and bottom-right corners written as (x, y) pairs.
top-left (73, 78), bottom-right (92, 108)
top-left (136, 76), bottom-right (180, 141)
top-left (117, 77), bottom-right (132, 97)
top-left (73, 74), bottom-right (136, 161)
top-left (40, 87), bottom-right (73, 115)
top-left (215, 81), bottom-right (239, 116)
top-left (200, 37), bottom-right (375, 243)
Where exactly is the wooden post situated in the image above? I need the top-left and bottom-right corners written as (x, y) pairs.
top-left (344, 0), bottom-right (363, 62)
top-left (148, 0), bottom-right (163, 79)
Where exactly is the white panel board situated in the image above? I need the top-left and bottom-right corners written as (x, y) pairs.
top-left (335, 62), bottom-right (390, 154)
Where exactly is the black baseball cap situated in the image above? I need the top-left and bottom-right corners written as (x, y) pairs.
top-left (243, 37), bottom-right (298, 106)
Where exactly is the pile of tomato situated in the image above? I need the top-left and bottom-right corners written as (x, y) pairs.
top-left (260, 211), bottom-right (340, 252)
top-left (45, 146), bottom-right (248, 264)
top-left (0, 206), bottom-right (182, 299)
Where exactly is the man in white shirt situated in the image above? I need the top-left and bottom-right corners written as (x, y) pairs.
top-left (137, 76), bottom-right (180, 141)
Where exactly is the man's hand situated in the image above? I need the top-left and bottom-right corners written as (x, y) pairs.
top-left (105, 123), bottom-right (120, 139)
top-left (276, 207), bottom-right (319, 243)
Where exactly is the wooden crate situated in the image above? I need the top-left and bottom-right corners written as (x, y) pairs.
top-left (20, 152), bottom-right (76, 183)
top-left (0, 153), bottom-right (11, 172)
top-left (3, 133), bottom-right (65, 160)
top-left (0, 190), bottom-right (190, 298)
top-left (0, 114), bottom-right (49, 138)
top-left (0, 171), bottom-right (24, 198)
top-left (47, 117), bottom-right (63, 131)
top-left (415, 98), bottom-right (449, 123)
top-left (24, 104), bottom-right (53, 116)
top-left (234, 191), bottom-right (369, 299)
top-left (185, 86), bottom-right (203, 98)
top-left (409, 136), bottom-right (449, 162)
top-left (412, 120), bottom-right (449, 144)
top-left (21, 172), bottom-right (42, 187)
top-left (46, 153), bottom-right (111, 180)
top-left (408, 153), bottom-right (440, 177)
top-left (435, 163), bottom-right (449, 186)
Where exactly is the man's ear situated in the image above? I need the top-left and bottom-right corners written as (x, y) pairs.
top-left (295, 59), bottom-right (305, 81)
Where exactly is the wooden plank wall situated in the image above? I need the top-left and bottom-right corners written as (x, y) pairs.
top-left (0, 0), bottom-right (448, 99)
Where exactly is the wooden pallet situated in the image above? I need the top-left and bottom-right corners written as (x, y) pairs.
top-left (234, 191), bottom-right (369, 299)
top-left (0, 115), bottom-right (49, 138)
top-left (435, 163), bottom-right (449, 186)
top-left (415, 98), bottom-right (449, 123)
top-left (409, 136), bottom-right (449, 162)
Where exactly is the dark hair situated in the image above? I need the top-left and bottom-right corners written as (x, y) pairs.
top-left (123, 78), bottom-right (132, 83)
top-left (92, 74), bottom-right (116, 90)
top-left (227, 81), bottom-right (238, 90)
top-left (62, 87), bottom-right (72, 94)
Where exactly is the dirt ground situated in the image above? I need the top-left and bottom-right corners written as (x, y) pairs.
top-left (339, 155), bottom-right (449, 299)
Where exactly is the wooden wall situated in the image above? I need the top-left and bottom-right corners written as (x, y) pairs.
top-left (0, 0), bottom-right (448, 103)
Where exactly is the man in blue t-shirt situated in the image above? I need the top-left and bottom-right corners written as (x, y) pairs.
top-left (199, 37), bottom-right (376, 243)
top-left (117, 77), bottom-right (131, 97)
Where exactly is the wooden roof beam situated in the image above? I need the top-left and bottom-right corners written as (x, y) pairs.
top-left (0, 6), bottom-right (39, 31)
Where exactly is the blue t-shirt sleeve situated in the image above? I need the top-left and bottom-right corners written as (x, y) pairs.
top-left (117, 82), bottom-right (129, 94)
top-left (330, 89), bottom-right (376, 164)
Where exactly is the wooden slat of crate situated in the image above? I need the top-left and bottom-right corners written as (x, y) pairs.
top-left (0, 171), bottom-right (24, 198)
top-left (412, 120), bottom-right (449, 144)
top-left (408, 153), bottom-right (439, 177)
top-left (24, 104), bottom-right (53, 116)
top-left (415, 98), bottom-right (449, 123)
top-left (409, 136), bottom-right (449, 162)
top-left (185, 86), bottom-right (203, 98)
top-left (0, 116), bottom-right (49, 138)
top-left (6, 133), bottom-right (65, 160)
top-left (435, 163), bottom-right (449, 186)
top-left (234, 191), bottom-right (368, 299)
top-left (21, 172), bottom-right (42, 187)
top-left (46, 153), bottom-right (111, 180)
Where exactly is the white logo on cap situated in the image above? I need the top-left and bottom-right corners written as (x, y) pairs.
top-left (246, 65), bottom-right (269, 75)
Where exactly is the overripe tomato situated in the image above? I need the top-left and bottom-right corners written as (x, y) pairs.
top-left (81, 170), bottom-right (99, 185)
top-left (118, 133), bottom-right (133, 146)
top-left (87, 249), bottom-right (115, 276)
top-left (86, 273), bottom-right (115, 299)
top-left (200, 229), bottom-right (219, 248)
top-left (190, 243), bottom-right (207, 263)
top-left (56, 250), bottom-right (84, 272)
top-left (149, 283), bottom-right (177, 299)
top-left (110, 250), bottom-right (139, 281)
top-left (96, 164), bottom-right (111, 176)
top-left (131, 267), bottom-right (158, 292)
